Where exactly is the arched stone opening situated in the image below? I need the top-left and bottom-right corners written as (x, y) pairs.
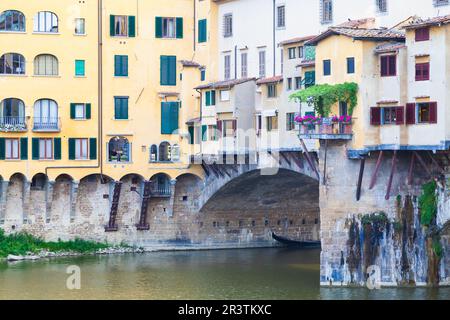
top-left (4, 173), bottom-right (27, 230)
top-left (118, 174), bottom-right (145, 227)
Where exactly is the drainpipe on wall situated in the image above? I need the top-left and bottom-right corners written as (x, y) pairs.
top-left (194, 0), bottom-right (197, 52)
top-left (273, 0), bottom-right (276, 77)
top-left (234, 45), bottom-right (237, 79)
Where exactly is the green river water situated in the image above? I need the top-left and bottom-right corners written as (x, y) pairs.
top-left (0, 248), bottom-right (449, 300)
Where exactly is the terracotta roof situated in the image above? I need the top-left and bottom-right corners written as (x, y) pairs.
top-left (278, 35), bottom-right (317, 47)
top-left (195, 77), bottom-right (256, 90)
top-left (297, 60), bottom-right (315, 68)
top-left (256, 75), bottom-right (283, 85)
top-left (374, 42), bottom-right (407, 54)
top-left (403, 15), bottom-right (450, 29)
top-left (306, 27), bottom-right (405, 45)
top-left (180, 60), bottom-right (201, 67)
top-left (336, 18), bottom-right (375, 28)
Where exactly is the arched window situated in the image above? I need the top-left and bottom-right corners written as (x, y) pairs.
top-left (0, 10), bottom-right (25, 32)
top-left (33, 99), bottom-right (58, 130)
top-left (34, 54), bottom-right (58, 76)
top-left (151, 173), bottom-right (171, 196)
top-left (108, 136), bottom-right (130, 162)
top-left (34, 11), bottom-right (58, 33)
top-left (171, 144), bottom-right (180, 162)
top-left (0, 98), bottom-right (26, 127)
top-left (150, 144), bottom-right (158, 162)
top-left (159, 142), bottom-right (171, 162)
top-left (0, 53), bottom-right (25, 75)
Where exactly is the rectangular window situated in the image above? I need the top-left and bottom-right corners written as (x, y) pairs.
top-left (321, 0), bottom-right (333, 24)
top-left (224, 55), bottom-right (231, 80)
top-left (74, 104), bottom-right (86, 119)
top-left (416, 62), bottom-right (430, 81)
top-left (433, 0), bottom-right (449, 7)
top-left (277, 5), bottom-right (286, 28)
top-left (267, 84), bottom-right (277, 98)
top-left (266, 116), bottom-right (278, 131)
top-left (208, 125), bottom-right (217, 141)
top-left (114, 55), bottom-right (128, 77)
top-left (418, 103), bottom-right (430, 123)
top-left (323, 59), bottom-right (331, 76)
top-left (298, 46), bottom-right (304, 59)
top-left (286, 113), bottom-right (295, 131)
top-left (75, 60), bottom-right (85, 76)
top-left (288, 47), bottom-right (296, 59)
top-left (205, 90), bottom-right (216, 106)
top-left (259, 51), bottom-right (266, 78)
top-left (287, 78), bottom-right (292, 90)
top-left (223, 14), bottom-right (233, 37)
top-left (198, 19), bottom-right (207, 43)
top-left (415, 27), bottom-right (430, 41)
top-left (295, 77), bottom-right (302, 89)
top-left (241, 52), bottom-right (248, 78)
top-left (376, 0), bottom-right (388, 13)
top-left (39, 138), bottom-right (53, 160)
top-left (347, 57), bottom-right (355, 74)
top-left (75, 138), bottom-right (88, 160)
top-left (223, 120), bottom-right (235, 137)
top-left (113, 15), bottom-right (128, 36)
top-left (382, 107), bottom-right (398, 124)
top-left (114, 97), bottom-right (129, 120)
top-left (161, 101), bottom-right (179, 134)
top-left (162, 17), bottom-right (176, 38)
top-left (304, 71), bottom-right (315, 88)
top-left (200, 68), bottom-right (206, 81)
top-left (220, 90), bottom-right (230, 102)
top-left (5, 139), bottom-right (19, 160)
top-left (75, 18), bottom-right (85, 35)
top-left (160, 55), bottom-right (177, 85)
top-left (380, 55), bottom-right (396, 76)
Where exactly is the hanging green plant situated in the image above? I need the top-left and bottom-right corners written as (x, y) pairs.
top-left (289, 82), bottom-right (358, 117)
top-left (418, 180), bottom-right (437, 227)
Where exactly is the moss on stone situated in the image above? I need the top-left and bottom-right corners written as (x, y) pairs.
top-left (418, 181), bottom-right (437, 227)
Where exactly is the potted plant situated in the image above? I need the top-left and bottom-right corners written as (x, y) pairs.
top-left (339, 115), bottom-right (353, 134)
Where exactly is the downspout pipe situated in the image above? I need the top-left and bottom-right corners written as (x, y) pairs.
top-left (273, 0), bottom-right (276, 77)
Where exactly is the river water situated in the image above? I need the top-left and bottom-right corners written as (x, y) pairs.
top-left (0, 248), bottom-right (448, 300)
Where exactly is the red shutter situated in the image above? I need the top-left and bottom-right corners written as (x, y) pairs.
top-left (217, 119), bottom-right (222, 136)
top-left (396, 106), bottom-right (404, 125)
top-left (429, 102), bottom-right (437, 124)
top-left (415, 63), bottom-right (421, 81)
top-left (423, 62), bottom-right (430, 80)
top-left (389, 55), bottom-right (397, 76)
top-left (415, 27), bottom-right (430, 42)
top-left (405, 103), bottom-right (416, 125)
top-left (232, 119), bottom-right (237, 137)
top-left (370, 107), bottom-right (381, 125)
top-left (380, 56), bottom-right (387, 76)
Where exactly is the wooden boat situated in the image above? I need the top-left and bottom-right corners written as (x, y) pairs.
top-left (272, 232), bottom-right (321, 249)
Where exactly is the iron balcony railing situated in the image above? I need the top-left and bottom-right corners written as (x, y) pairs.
top-left (298, 118), bottom-right (353, 140)
top-left (33, 117), bottom-right (61, 132)
top-left (0, 116), bottom-right (27, 132)
top-left (151, 184), bottom-right (171, 197)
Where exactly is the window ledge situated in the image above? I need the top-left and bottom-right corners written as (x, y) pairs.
top-left (71, 159), bottom-right (91, 162)
top-left (74, 33), bottom-right (87, 36)
top-left (73, 118), bottom-right (89, 121)
top-left (114, 75), bottom-right (129, 78)
top-left (4, 159), bottom-right (22, 162)
top-left (74, 75), bottom-right (86, 78)
top-left (107, 161), bottom-right (132, 164)
top-left (0, 74), bottom-right (27, 77)
top-left (32, 32), bottom-right (60, 35)
top-left (33, 75), bottom-right (60, 78)
top-left (0, 31), bottom-right (26, 34)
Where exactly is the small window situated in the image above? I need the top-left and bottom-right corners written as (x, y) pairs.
top-left (75, 60), bottom-right (85, 76)
top-left (75, 138), bottom-right (88, 160)
top-left (376, 0), bottom-right (388, 13)
top-left (277, 5), bottom-right (285, 28)
top-left (415, 27), bottom-right (430, 42)
top-left (266, 116), bottom-right (278, 131)
top-left (415, 62), bottom-right (430, 81)
top-left (220, 90), bottom-right (230, 102)
top-left (267, 84), bottom-right (277, 98)
top-left (205, 90), bottom-right (216, 106)
top-left (208, 125), bottom-right (217, 141)
top-left (286, 113), bottom-right (295, 131)
top-left (288, 47), bottom-right (296, 59)
top-left (74, 104), bottom-right (86, 119)
top-left (114, 55), bottom-right (128, 77)
top-left (295, 77), bottom-right (302, 89)
top-left (113, 15), bottom-right (128, 36)
top-left (0, 53), bottom-right (25, 75)
top-left (380, 55), bottom-right (396, 77)
top-left (323, 59), bottom-right (331, 76)
top-left (223, 14), bottom-right (233, 37)
top-left (34, 54), bottom-right (58, 76)
top-left (382, 107), bottom-right (398, 124)
top-left (162, 17), bottom-right (176, 38)
top-left (114, 97), bottom-right (129, 120)
top-left (75, 18), bottom-right (85, 35)
top-left (347, 57), bottom-right (355, 74)
top-left (241, 52), bottom-right (248, 78)
top-left (259, 51), bottom-right (266, 78)
top-left (287, 78), bottom-right (292, 90)
top-left (39, 138), bottom-right (53, 160)
top-left (0, 10), bottom-right (26, 32)
top-left (200, 68), bottom-right (206, 81)
top-left (5, 139), bottom-right (19, 160)
top-left (34, 11), bottom-right (58, 33)
top-left (224, 55), bottom-right (231, 80)
top-left (321, 0), bottom-right (333, 24)
top-left (150, 144), bottom-right (158, 162)
top-left (223, 120), bottom-right (236, 137)
top-left (298, 46), bottom-right (304, 59)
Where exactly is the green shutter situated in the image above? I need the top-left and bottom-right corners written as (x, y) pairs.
top-left (75, 60), bottom-right (85, 76)
top-left (110, 15), bottom-right (115, 36)
top-left (114, 55), bottom-right (120, 76)
top-left (198, 19), bottom-right (207, 43)
top-left (160, 55), bottom-right (176, 86)
top-left (54, 138), bottom-right (61, 160)
top-left (176, 17), bottom-right (183, 39)
top-left (128, 16), bottom-right (136, 37)
top-left (212, 125), bottom-right (217, 141)
top-left (211, 90), bottom-right (216, 105)
top-left (155, 17), bottom-right (162, 38)
top-left (160, 56), bottom-right (168, 85)
top-left (161, 102), bottom-right (170, 134)
top-left (70, 103), bottom-right (76, 119)
top-left (205, 91), bottom-right (211, 106)
top-left (122, 98), bottom-right (128, 119)
top-left (168, 56), bottom-right (176, 85)
top-left (86, 103), bottom-right (91, 119)
top-left (0, 138), bottom-right (5, 160)
top-left (115, 98), bottom-right (128, 120)
top-left (202, 125), bottom-right (207, 141)
top-left (68, 138), bottom-right (75, 160)
top-left (170, 102), bottom-right (179, 132)
top-left (115, 55), bottom-right (128, 76)
top-left (122, 56), bottom-right (128, 76)
top-left (20, 138), bottom-right (28, 160)
top-left (32, 138), bottom-right (39, 160)
top-left (89, 138), bottom-right (97, 160)
top-left (188, 126), bottom-right (194, 144)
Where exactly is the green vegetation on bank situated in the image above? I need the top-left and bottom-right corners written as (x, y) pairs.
top-left (418, 181), bottom-right (438, 227)
top-left (0, 229), bottom-right (109, 258)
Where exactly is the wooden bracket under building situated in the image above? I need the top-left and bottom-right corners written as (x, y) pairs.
top-left (299, 139), bottom-right (320, 181)
top-left (356, 157), bottom-right (366, 201)
top-left (369, 150), bottom-right (384, 190)
top-left (385, 150), bottom-right (397, 200)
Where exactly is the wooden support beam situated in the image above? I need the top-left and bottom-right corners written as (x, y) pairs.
top-left (280, 152), bottom-right (291, 166)
top-left (356, 158), bottom-right (366, 201)
top-left (299, 139), bottom-right (320, 180)
top-left (323, 140), bottom-right (328, 185)
top-left (201, 161), bottom-right (210, 177)
top-left (385, 151), bottom-right (397, 200)
top-left (413, 151), bottom-right (432, 178)
top-left (212, 163), bottom-right (224, 178)
top-left (427, 151), bottom-right (445, 174)
top-left (408, 152), bottom-right (415, 185)
top-left (222, 166), bottom-right (232, 178)
top-left (369, 151), bottom-right (384, 190)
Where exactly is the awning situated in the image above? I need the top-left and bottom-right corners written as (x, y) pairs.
top-left (185, 117), bottom-right (201, 125)
top-left (262, 109), bottom-right (278, 117)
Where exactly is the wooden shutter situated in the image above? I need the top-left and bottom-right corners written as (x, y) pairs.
top-left (70, 103), bottom-right (76, 119)
top-left (405, 103), bottom-right (416, 125)
top-left (122, 56), bottom-right (128, 76)
top-left (205, 91), bottom-right (211, 106)
top-left (122, 98), bottom-right (128, 119)
top-left (54, 138), bottom-right (61, 160)
top-left (68, 138), bottom-right (75, 160)
top-left (161, 102), bottom-right (170, 134)
top-left (89, 138), bottom-right (97, 160)
top-left (170, 102), bottom-right (179, 132)
top-left (395, 106), bottom-right (404, 125)
top-left (380, 56), bottom-right (387, 76)
top-left (198, 19), bottom-right (207, 43)
top-left (211, 90), bottom-right (216, 105)
top-left (160, 56), bottom-right (168, 85)
top-left (370, 107), bottom-right (381, 125)
top-left (0, 138), bottom-right (4, 160)
top-left (216, 120), bottom-right (222, 136)
top-left (232, 119), bottom-right (237, 137)
top-left (389, 55), bottom-right (396, 76)
top-left (20, 137), bottom-right (28, 160)
top-left (32, 138), bottom-right (39, 160)
top-left (188, 126), bottom-right (194, 144)
top-left (86, 103), bottom-right (91, 119)
top-left (168, 56), bottom-right (176, 85)
top-left (202, 125), bottom-right (207, 141)
top-left (128, 16), bottom-right (136, 37)
top-left (176, 18), bottom-right (183, 39)
top-left (155, 17), bottom-right (162, 38)
top-left (110, 15), bottom-right (115, 36)
top-left (429, 102), bottom-right (437, 124)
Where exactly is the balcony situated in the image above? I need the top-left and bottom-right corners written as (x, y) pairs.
top-left (298, 119), bottom-right (353, 140)
top-left (33, 117), bottom-right (61, 132)
top-left (150, 184), bottom-right (171, 197)
top-left (0, 117), bottom-right (27, 132)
